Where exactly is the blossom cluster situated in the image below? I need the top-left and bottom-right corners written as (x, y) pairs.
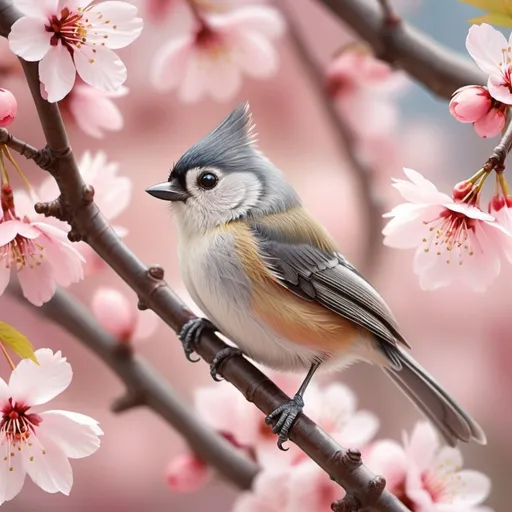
top-left (165, 373), bottom-right (492, 511)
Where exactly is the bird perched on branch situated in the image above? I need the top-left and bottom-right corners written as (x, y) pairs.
top-left (146, 103), bottom-right (486, 449)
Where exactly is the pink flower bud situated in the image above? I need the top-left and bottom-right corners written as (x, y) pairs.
top-left (91, 288), bottom-right (136, 341)
top-left (0, 88), bottom-right (17, 127)
top-left (474, 107), bottom-right (506, 138)
top-left (165, 454), bottom-right (210, 493)
top-left (449, 85), bottom-right (491, 123)
top-left (490, 195), bottom-right (506, 212)
top-left (452, 180), bottom-right (473, 201)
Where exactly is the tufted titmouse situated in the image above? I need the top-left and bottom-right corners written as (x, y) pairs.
top-left (146, 103), bottom-right (486, 449)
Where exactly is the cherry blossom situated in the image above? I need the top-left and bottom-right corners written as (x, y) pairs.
top-left (0, 185), bottom-right (84, 306)
top-left (232, 462), bottom-right (340, 512)
top-left (326, 46), bottom-right (408, 137)
top-left (490, 194), bottom-right (512, 232)
top-left (91, 287), bottom-right (159, 343)
top-left (466, 23), bottom-right (512, 105)
top-left (449, 85), bottom-right (506, 138)
top-left (366, 422), bottom-right (492, 511)
top-left (8, 0), bottom-right (143, 103)
top-left (382, 168), bottom-right (512, 291)
top-left (0, 349), bottom-right (103, 505)
top-left (60, 83), bottom-right (128, 139)
top-left (165, 454), bottom-right (210, 493)
top-left (0, 88), bottom-right (17, 127)
top-left (151, 5), bottom-right (285, 103)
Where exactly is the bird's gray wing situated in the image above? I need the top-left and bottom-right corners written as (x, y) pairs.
top-left (250, 222), bottom-right (410, 359)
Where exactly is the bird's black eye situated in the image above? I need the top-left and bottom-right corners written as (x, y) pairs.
top-left (197, 171), bottom-right (218, 190)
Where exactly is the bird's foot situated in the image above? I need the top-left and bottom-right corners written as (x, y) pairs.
top-left (179, 318), bottom-right (216, 363)
top-left (265, 394), bottom-right (304, 450)
top-left (210, 347), bottom-right (244, 382)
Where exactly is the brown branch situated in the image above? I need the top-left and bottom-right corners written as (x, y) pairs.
top-left (279, 0), bottom-right (383, 275)
top-left (484, 118), bottom-right (512, 172)
top-left (8, 284), bottom-right (258, 489)
top-left (377, 0), bottom-right (400, 27)
top-left (316, 0), bottom-right (485, 99)
top-left (0, 2), bottom-right (410, 509)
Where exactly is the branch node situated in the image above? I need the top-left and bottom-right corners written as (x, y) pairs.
top-left (367, 475), bottom-right (387, 502)
top-left (82, 184), bottom-right (95, 202)
top-left (34, 197), bottom-right (67, 221)
top-left (67, 229), bottom-right (82, 242)
top-left (111, 391), bottom-right (145, 413)
top-left (32, 146), bottom-right (57, 171)
top-left (331, 494), bottom-right (361, 512)
top-left (338, 448), bottom-right (363, 470)
top-left (148, 265), bottom-right (165, 280)
top-left (137, 298), bottom-right (149, 311)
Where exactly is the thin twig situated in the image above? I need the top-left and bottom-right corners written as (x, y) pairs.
top-left (279, 0), bottom-right (383, 275)
top-left (316, 0), bottom-right (485, 99)
top-left (485, 118), bottom-right (512, 172)
top-left (7, 283), bottom-right (258, 489)
top-left (0, 2), bottom-right (409, 507)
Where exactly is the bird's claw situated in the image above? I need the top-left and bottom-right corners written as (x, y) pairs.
top-left (210, 347), bottom-right (243, 382)
top-left (178, 318), bottom-right (216, 363)
top-left (265, 394), bottom-right (305, 450)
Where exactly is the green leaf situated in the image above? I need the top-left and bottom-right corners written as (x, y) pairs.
top-left (0, 322), bottom-right (38, 364)
top-left (461, 0), bottom-right (512, 27)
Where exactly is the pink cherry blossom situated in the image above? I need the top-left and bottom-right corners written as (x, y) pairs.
top-left (0, 348), bottom-right (103, 505)
top-left (151, 5), bottom-right (285, 103)
top-left (326, 47), bottom-right (409, 137)
top-left (382, 168), bottom-right (512, 292)
top-left (91, 287), bottom-right (159, 342)
top-left (466, 23), bottom-right (512, 105)
top-left (449, 85), bottom-right (506, 138)
top-left (165, 453), bottom-right (210, 493)
top-left (366, 422), bottom-right (492, 511)
top-left (8, 1), bottom-right (143, 103)
top-left (232, 462), bottom-right (341, 512)
top-left (490, 194), bottom-right (512, 232)
top-left (60, 83), bottom-right (128, 139)
top-left (0, 88), bottom-right (17, 127)
top-left (0, 185), bottom-right (84, 306)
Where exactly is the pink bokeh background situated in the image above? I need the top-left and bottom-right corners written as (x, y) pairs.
top-left (1, 0), bottom-right (511, 510)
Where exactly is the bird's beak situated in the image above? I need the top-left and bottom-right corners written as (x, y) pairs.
top-left (145, 182), bottom-right (189, 202)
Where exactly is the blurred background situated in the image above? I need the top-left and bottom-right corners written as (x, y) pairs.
top-left (1, 0), bottom-right (510, 510)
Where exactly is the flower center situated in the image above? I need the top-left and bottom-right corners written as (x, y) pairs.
top-left (0, 398), bottom-right (43, 470)
top-left (0, 231), bottom-right (44, 271)
top-left (421, 209), bottom-right (477, 265)
top-left (195, 24), bottom-right (227, 60)
top-left (499, 47), bottom-right (512, 86)
top-left (45, 5), bottom-right (93, 50)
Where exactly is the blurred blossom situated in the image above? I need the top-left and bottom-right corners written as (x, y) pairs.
top-left (449, 85), bottom-right (505, 138)
top-left (8, 0), bottom-right (143, 102)
top-left (91, 287), bottom-right (159, 342)
top-left (151, 5), bottom-right (285, 103)
top-left (0, 184), bottom-right (84, 306)
top-left (367, 422), bottom-right (492, 511)
top-left (466, 23), bottom-right (512, 105)
top-left (326, 46), bottom-right (408, 137)
top-left (0, 349), bottom-right (103, 505)
top-left (382, 168), bottom-right (512, 291)
top-left (0, 88), bottom-right (17, 127)
top-left (232, 462), bottom-right (340, 512)
top-left (60, 83), bottom-right (128, 139)
top-left (165, 454), bottom-right (210, 492)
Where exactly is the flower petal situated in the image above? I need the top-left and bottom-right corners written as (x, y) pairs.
top-left (9, 349), bottom-right (72, 406)
top-left (150, 36), bottom-right (192, 91)
top-left (8, 17), bottom-right (52, 61)
top-left (37, 410), bottom-right (102, 459)
top-left (3, 451), bottom-right (26, 503)
top-left (16, 0), bottom-right (58, 17)
top-left (466, 23), bottom-right (506, 76)
top-left (88, 1), bottom-right (143, 50)
top-left (405, 421), bottom-right (438, 472)
top-left (17, 261), bottom-right (57, 306)
top-left (204, 56), bottom-right (242, 102)
top-left (487, 73), bottom-right (512, 104)
top-left (74, 46), bottom-right (127, 93)
top-left (23, 434), bottom-right (73, 495)
top-left (39, 44), bottom-right (76, 102)
top-left (0, 265), bottom-right (11, 296)
top-left (448, 470), bottom-right (491, 506)
top-left (233, 32), bottom-right (279, 78)
top-left (0, 377), bottom-right (9, 403)
top-left (179, 50), bottom-right (209, 103)
top-left (366, 440), bottom-right (408, 491)
top-left (335, 410), bottom-right (380, 448)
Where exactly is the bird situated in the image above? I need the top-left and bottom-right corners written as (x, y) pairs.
top-left (145, 103), bottom-right (486, 450)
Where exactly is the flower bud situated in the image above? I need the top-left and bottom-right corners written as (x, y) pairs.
top-left (0, 88), bottom-right (17, 127)
top-left (452, 180), bottom-right (474, 201)
top-left (165, 454), bottom-right (210, 493)
top-left (91, 288), bottom-right (136, 341)
top-left (474, 108), bottom-right (505, 138)
top-left (490, 195), bottom-right (506, 213)
top-left (449, 85), bottom-right (491, 123)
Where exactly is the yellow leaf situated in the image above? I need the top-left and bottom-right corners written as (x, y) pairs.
top-left (0, 322), bottom-right (38, 364)
top-left (461, 0), bottom-right (512, 26)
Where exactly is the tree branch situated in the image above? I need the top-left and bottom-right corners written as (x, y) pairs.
top-left (316, 0), bottom-right (485, 99)
top-left (280, 0), bottom-right (383, 275)
top-left (0, 2), bottom-right (409, 509)
top-left (485, 118), bottom-right (512, 172)
top-left (8, 284), bottom-right (258, 490)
